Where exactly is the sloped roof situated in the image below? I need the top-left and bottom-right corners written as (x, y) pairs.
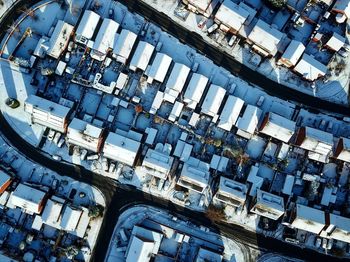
top-left (76, 10), bottom-right (100, 39)
top-left (291, 204), bottom-right (325, 234)
top-left (260, 112), bottom-right (296, 143)
top-left (183, 73), bottom-right (209, 108)
top-left (218, 95), bottom-right (244, 131)
top-left (113, 29), bottom-right (138, 60)
top-left (236, 104), bottom-right (262, 135)
top-left (294, 54), bottom-right (327, 81)
top-left (129, 41), bottom-right (155, 71)
top-left (326, 32), bottom-right (345, 51)
top-left (147, 53), bottom-right (172, 83)
top-left (280, 40), bottom-right (305, 67)
top-left (215, 0), bottom-right (250, 31)
top-left (201, 84), bottom-right (226, 117)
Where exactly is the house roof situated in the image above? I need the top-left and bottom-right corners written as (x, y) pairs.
top-left (129, 41), bottom-right (155, 71)
top-left (67, 118), bottom-right (103, 152)
top-left (183, 73), bottom-right (209, 109)
top-left (216, 176), bottom-right (247, 202)
top-left (24, 95), bottom-right (71, 119)
top-left (215, 0), bottom-right (250, 31)
top-left (75, 10), bottom-right (100, 40)
top-left (10, 183), bottom-right (46, 214)
top-left (60, 205), bottom-right (82, 231)
top-left (333, 0), bottom-right (350, 18)
top-left (103, 132), bottom-right (141, 166)
top-left (178, 157), bottom-right (210, 192)
top-left (251, 189), bottom-right (285, 220)
top-left (236, 104), bottom-right (262, 136)
top-left (188, 0), bottom-right (211, 11)
top-left (326, 32), bottom-right (345, 51)
top-left (248, 19), bottom-right (284, 55)
top-left (218, 95), bottom-right (244, 131)
top-left (169, 101), bottom-right (184, 122)
top-left (297, 126), bottom-right (333, 158)
top-left (92, 18), bottom-right (119, 59)
top-left (142, 146), bottom-right (174, 179)
top-left (335, 137), bottom-right (350, 162)
top-left (41, 198), bottom-right (64, 227)
top-left (164, 63), bottom-right (191, 102)
top-left (280, 40), bottom-right (305, 67)
top-left (260, 112), bottom-right (296, 143)
top-left (201, 84), bottom-right (226, 117)
top-left (294, 54), bottom-right (327, 81)
top-left (47, 20), bottom-right (74, 59)
top-left (196, 248), bottom-right (223, 262)
top-left (291, 204), bottom-right (325, 234)
top-left (0, 170), bottom-right (11, 187)
top-left (126, 235), bottom-right (154, 262)
top-left (147, 53), bottom-right (172, 83)
top-left (328, 214), bottom-right (350, 243)
top-left (113, 29), bottom-right (138, 61)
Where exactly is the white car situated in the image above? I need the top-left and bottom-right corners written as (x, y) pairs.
top-left (57, 138), bottom-right (65, 148)
top-left (53, 132), bottom-right (61, 144)
top-left (52, 155), bottom-right (62, 161)
top-left (47, 130), bottom-right (55, 141)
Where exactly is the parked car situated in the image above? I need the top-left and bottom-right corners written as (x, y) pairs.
top-left (207, 23), bottom-right (218, 34)
top-left (52, 155), bottom-right (62, 161)
top-left (57, 138), bottom-right (65, 148)
top-left (53, 132), bottom-right (61, 144)
top-left (81, 149), bottom-right (88, 161)
top-left (5, 98), bottom-right (20, 109)
top-left (47, 130), bottom-right (56, 141)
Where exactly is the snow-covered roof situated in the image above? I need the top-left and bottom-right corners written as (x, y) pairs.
top-left (218, 95), bottom-right (244, 131)
top-left (113, 29), bottom-right (138, 63)
top-left (295, 126), bottom-right (333, 162)
top-left (210, 155), bottom-right (229, 172)
top-left (201, 84), bottom-right (226, 117)
top-left (328, 214), bottom-right (350, 243)
top-left (103, 132), bottom-right (141, 166)
top-left (142, 146), bottom-right (174, 180)
top-left (126, 236), bottom-right (155, 262)
top-left (67, 118), bottom-right (103, 153)
top-left (183, 73), bottom-right (209, 109)
top-left (75, 10), bottom-right (100, 40)
top-left (294, 54), bottom-right (327, 81)
top-left (291, 204), bottom-right (325, 234)
top-left (251, 190), bottom-right (285, 220)
top-left (280, 40), bottom-right (305, 67)
top-left (215, 0), bottom-right (250, 32)
top-left (188, 0), bottom-right (211, 11)
top-left (10, 183), bottom-right (46, 214)
top-left (33, 36), bottom-right (50, 58)
top-left (333, 0), bottom-right (350, 20)
top-left (91, 18), bottom-right (119, 61)
top-left (282, 174), bottom-right (295, 196)
top-left (129, 41), bottom-right (155, 71)
top-left (164, 63), bottom-right (191, 103)
top-left (0, 170), bottom-right (11, 189)
top-left (178, 157), bottom-right (210, 193)
top-left (248, 19), bottom-right (284, 56)
top-left (168, 101), bottom-right (184, 122)
top-left (326, 32), bottom-right (345, 51)
top-left (335, 137), bottom-right (350, 163)
top-left (47, 20), bottom-right (74, 59)
top-left (236, 104), bottom-right (262, 139)
top-left (24, 95), bottom-right (71, 132)
top-left (147, 53), bottom-right (172, 84)
top-left (41, 198), bottom-right (64, 228)
top-left (259, 112), bottom-right (296, 143)
top-left (215, 176), bottom-right (247, 207)
top-left (60, 205), bottom-right (82, 231)
top-left (196, 248), bottom-right (223, 262)
top-left (247, 165), bottom-right (264, 197)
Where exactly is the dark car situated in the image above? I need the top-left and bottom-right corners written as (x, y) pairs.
top-left (5, 98), bottom-right (20, 109)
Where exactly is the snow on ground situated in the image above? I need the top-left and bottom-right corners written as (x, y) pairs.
top-left (142, 0), bottom-right (350, 105)
top-left (105, 205), bottom-right (252, 262)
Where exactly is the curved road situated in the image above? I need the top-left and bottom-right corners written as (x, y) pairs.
top-left (0, 1), bottom-right (346, 262)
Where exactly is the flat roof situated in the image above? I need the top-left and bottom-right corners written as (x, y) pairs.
top-left (252, 189), bottom-right (285, 220)
top-left (329, 214), bottom-right (350, 243)
top-left (215, 0), bottom-right (250, 31)
top-left (201, 84), bottom-right (226, 117)
top-left (260, 112), bottom-right (296, 143)
top-left (178, 157), bottom-right (210, 192)
top-left (143, 147), bottom-right (174, 179)
top-left (126, 235), bottom-right (154, 262)
top-left (294, 54), bottom-right (327, 81)
top-left (216, 176), bottom-right (247, 202)
top-left (25, 95), bottom-right (71, 119)
top-left (103, 132), bottom-right (141, 166)
top-left (129, 41), bottom-right (155, 71)
top-left (76, 10), bottom-right (100, 40)
top-left (248, 19), bottom-right (284, 55)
